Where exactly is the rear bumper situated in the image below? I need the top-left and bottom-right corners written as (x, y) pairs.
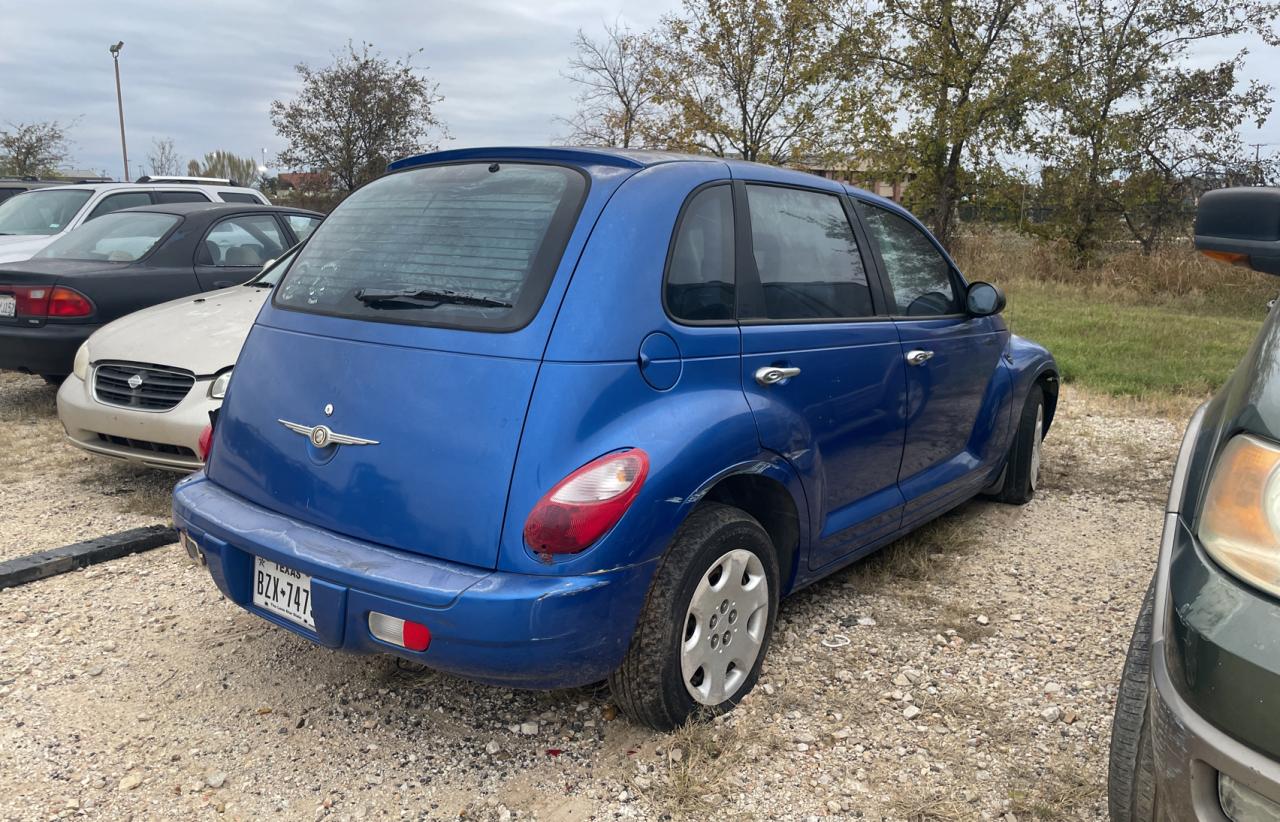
top-left (172, 474), bottom-right (656, 689)
top-left (1150, 513), bottom-right (1280, 820)
top-left (0, 321), bottom-right (98, 376)
top-left (57, 372), bottom-right (210, 472)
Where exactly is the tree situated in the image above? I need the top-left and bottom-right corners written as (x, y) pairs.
top-left (647, 0), bottom-right (845, 163)
top-left (827, 0), bottom-right (1043, 249)
top-left (562, 23), bottom-right (662, 148)
top-left (270, 41), bottom-right (448, 191)
top-left (0, 121), bottom-right (71, 177)
top-left (188, 150), bottom-right (260, 185)
top-left (1035, 0), bottom-right (1280, 262)
top-left (147, 137), bottom-right (181, 176)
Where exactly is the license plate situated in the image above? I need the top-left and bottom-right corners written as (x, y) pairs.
top-left (0, 295), bottom-right (13, 318)
top-left (252, 557), bottom-right (314, 629)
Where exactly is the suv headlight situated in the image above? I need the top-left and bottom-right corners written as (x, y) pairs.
top-left (72, 343), bottom-right (90, 381)
top-left (208, 369), bottom-right (232, 400)
top-left (1198, 434), bottom-right (1280, 598)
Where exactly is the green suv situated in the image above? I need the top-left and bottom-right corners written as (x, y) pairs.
top-left (1109, 186), bottom-right (1280, 821)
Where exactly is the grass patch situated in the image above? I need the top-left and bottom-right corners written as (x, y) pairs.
top-left (1006, 758), bottom-right (1097, 820)
top-left (851, 512), bottom-right (982, 585)
top-left (954, 229), bottom-right (1270, 399)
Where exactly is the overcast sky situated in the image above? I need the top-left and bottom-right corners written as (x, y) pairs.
top-left (1, 0), bottom-right (1275, 179)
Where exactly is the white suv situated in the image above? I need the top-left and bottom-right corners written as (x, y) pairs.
top-left (0, 179), bottom-right (270, 263)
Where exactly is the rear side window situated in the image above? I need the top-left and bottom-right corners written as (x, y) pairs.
top-left (155, 190), bottom-right (210, 204)
top-left (199, 215), bottom-right (286, 267)
top-left (860, 204), bottom-right (960, 316)
top-left (285, 214), bottom-right (321, 241)
top-left (219, 192), bottom-right (262, 204)
top-left (666, 185), bottom-right (734, 322)
top-left (744, 185), bottom-right (873, 320)
top-left (275, 162), bottom-right (587, 331)
top-left (87, 191), bottom-right (152, 221)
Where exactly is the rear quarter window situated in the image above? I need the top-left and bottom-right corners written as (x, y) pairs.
top-left (275, 162), bottom-right (587, 331)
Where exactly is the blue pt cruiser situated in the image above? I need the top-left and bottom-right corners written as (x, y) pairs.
top-left (173, 147), bottom-right (1057, 730)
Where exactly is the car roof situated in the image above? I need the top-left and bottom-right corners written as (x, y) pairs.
top-left (114, 203), bottom-right (323, 218)
top-left (388, 145), bottom-right (885, 201)
top-left (26, 181), bottom-right (263, 195)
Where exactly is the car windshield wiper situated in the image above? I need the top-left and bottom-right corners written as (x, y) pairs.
top-left (353, 287), bottom-right (512, 309)
top-left (245, 280), bottom-right (274, 288)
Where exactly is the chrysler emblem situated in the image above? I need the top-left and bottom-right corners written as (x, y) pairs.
top-left (278, 419), bottom-right (378, 447)
top-left (127, 374), bottom-right (143, 390)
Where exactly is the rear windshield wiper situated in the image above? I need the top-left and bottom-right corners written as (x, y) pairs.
top-left (353, 287), bottom-right (512, 309)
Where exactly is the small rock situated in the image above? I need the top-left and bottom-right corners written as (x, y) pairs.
top-left (975, 615), bottom-right (990, 626)
top-left (86, 666), bottom-right (103, 677)
top-left (118, 773), bottom-right (142, 791)
top-left (669, 747), bottom-right (684, 763)
top-left (485, 740), bottom-right (502, 756)
top-left (520, 721), bottom-right (539, 736)
top-left (1040, 706), bottom-right (1061, 723)
top-left (1063, 709), bottom-right (1079, 724)
top-left (205, 770), bottom-right (227, 789)
top-left (903, 705), bottom-right (922, 720)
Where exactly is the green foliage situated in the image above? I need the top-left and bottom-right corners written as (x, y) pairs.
top-left (188, 150), bottom-right (258, 185)
top-left (270, 41), bottom-right (448, 191)
top-left (0, 121), bottom-right (71, 177)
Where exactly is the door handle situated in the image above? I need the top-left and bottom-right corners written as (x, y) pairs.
top-left (755, 366), bottom-right (801, 386)
top-left (905, 349), bottom-right (934, 366)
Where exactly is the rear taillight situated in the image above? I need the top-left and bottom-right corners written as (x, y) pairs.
top-left (368, 612), bottom-right (431, 652)
top-left (523, 449), bottom-right (649, 555)
top-left (197, 424), bottom-right (214, 461)
top-left (0, 285), bottom-right (93, 318)
top-left (47, 287), bottom-right (94, 317)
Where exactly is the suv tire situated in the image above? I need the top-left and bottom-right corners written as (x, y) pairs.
top-left (609, 502), bottom-right (779, 731)
top-left (1107, 575), bottom-right (1157, 821)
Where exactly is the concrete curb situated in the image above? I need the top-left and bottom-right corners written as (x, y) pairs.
top-left (0, 525), bottom-right (177, 590)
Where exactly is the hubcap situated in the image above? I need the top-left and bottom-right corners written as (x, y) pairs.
top-left (680, 549), bottom-right (769, 706)
top-left (1030, 404), bottom-right (1044, 491)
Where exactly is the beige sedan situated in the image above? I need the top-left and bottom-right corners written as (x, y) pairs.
top-left (56, 253), bottom-right (292, 471)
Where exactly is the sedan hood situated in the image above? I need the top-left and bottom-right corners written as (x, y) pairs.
top-left (86, 285), bottom-right (268, 376)
top-left (0, 235), bottom-right (56, 264)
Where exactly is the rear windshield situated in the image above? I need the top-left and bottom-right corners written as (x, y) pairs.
top-left (35, 212), bottom-right (178, 262)
top-left (0, 189), bottom-right (93, 236)
top-left (274, 162), bottom-right (587, 331)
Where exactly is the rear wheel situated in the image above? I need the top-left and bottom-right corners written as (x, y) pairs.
top-left (609, 503), bottom-right (779, 730)
top-left (1108, 575), bottom-right (1157, 821)
top-left (990, 384), bottom-right (1045, 504)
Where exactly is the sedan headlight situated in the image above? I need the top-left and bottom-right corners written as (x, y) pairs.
top-left (208, 369), bottom-right (233, 400)
top-left (72, 343), bottom-right (90, 381)
top-left (1198, 434), bottom-right (1280, 598)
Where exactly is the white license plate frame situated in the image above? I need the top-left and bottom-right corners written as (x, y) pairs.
top-left (252, 556), bottom-right (315, 629)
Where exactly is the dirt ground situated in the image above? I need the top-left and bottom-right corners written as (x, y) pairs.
top-left (0, 373), bottom-right (1191, 821)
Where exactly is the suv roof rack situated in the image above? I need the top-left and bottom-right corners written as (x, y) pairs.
top-left (135, 175), bottom-right (240, 187)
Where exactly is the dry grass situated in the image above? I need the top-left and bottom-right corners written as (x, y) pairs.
top-left (1006, 757), bottom-right (1097, 820)
top-left (851, 511), bottom-right (983, 585)
top-left (634, 718), bottom-right (753, 819)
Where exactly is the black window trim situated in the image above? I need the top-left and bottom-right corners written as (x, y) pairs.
top-left (661, 180), bottom-right (738, 328)
top-left (735, 179), bottom-right (893, 327)
top-left (194, 211), bottom-right (290, 268)
top-left (270, 159), bottom-right (592, 334)
top-left (850, 197), bottom-right (972, 322)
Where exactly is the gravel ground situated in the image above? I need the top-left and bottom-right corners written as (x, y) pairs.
top-left (0, 383), bottom-right (1187, 821)
top-left (0, 373), bottom-right (172, 561)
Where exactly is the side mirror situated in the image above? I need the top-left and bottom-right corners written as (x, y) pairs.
top-left (1195, 187), bottom-right (1280, 275)
top-left (966, 281), bottom-right (1005, 316)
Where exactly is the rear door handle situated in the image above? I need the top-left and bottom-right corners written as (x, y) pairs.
top-left (755, 366), bottom-right (801, 386)
top-left (905, 349), bottom-right (934, 366)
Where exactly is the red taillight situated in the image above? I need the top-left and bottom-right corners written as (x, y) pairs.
top-left (0, 285), bottom-right (93, 318)
top-left (197, 424), bottom-right (214, 461)
top-left (523, 450), bottom-right (649, 555)
top-left (47, 286), bottom-right (94, 317)
top-left (368, 612), bottom-right (431, 652)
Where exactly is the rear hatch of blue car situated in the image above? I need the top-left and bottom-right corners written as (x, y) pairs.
top-left (205, 158), bottom-right (615, 570)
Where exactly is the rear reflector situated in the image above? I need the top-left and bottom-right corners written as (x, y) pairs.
top-left (197, 424), bottom-right (213, 461)
top-left (368, 612), bottom-right (431, 652)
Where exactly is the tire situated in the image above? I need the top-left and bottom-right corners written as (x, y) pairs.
top-left (990, 383), bottom-right (1045, 504)
top-left (609, 502), bottom-right (780, 731)
top-left (1107, 575), bottom-right (1157, 821)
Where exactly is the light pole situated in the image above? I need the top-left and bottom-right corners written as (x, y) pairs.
top-left (109, 41), bottom-right (128, 182)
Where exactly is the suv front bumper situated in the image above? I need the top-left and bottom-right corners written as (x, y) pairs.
top-left (172, 474), bottom-right (656, 689)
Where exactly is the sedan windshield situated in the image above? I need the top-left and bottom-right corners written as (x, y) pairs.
top-left (35, 212), bottom-right (179, 262)
top-left (0, 189), bottom-right (93, 236)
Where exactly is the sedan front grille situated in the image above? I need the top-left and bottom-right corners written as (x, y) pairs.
top-left (93, 362), bottom-right (195, 411)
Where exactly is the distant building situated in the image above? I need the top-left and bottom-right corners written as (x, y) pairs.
top-left (277, 171), bottom-right (334, 192)
top-left (795, 162), bottom-right (911, 203)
